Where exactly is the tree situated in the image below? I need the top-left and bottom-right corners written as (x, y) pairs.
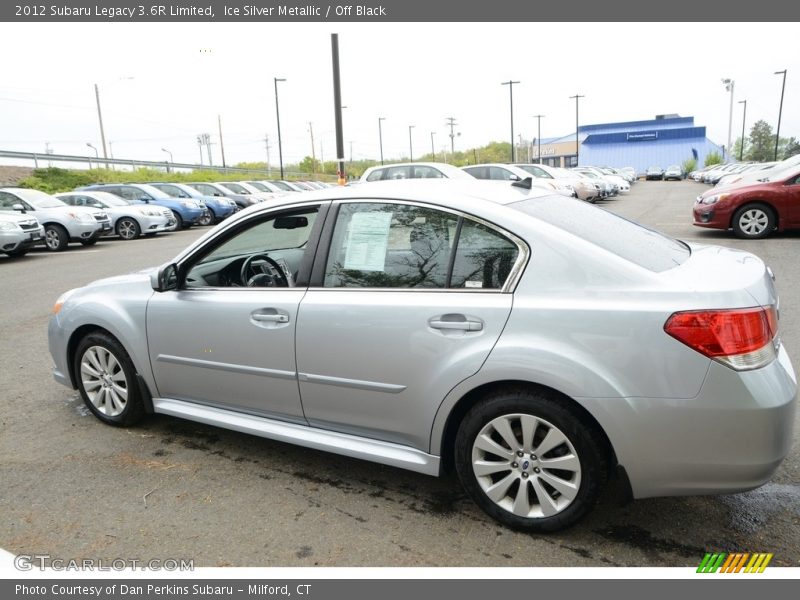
top-left (745, 120), bottom-right (775, 162)
top-left (780, 137), bottom-right (800, 160)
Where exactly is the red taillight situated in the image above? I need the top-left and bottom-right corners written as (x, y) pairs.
top-left (664, 306), bottom-right (777, 358)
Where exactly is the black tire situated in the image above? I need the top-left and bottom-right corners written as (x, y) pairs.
top-left (454, 387), bottom-right (606, 532)
top-left (44, 224), bottom-right (69, 251)
top-left (80, 236), bottom-right (99, 246)
top-left (732, 203), bottom-right (776, 239)
top-left (74, 331), bottom-right (145, 427)
top-left (116, 217), bottom-right (141, 240)
top-left (171, 210), bottom-right (184, 230)
top-left (197, 209), bottom-right (215, 227)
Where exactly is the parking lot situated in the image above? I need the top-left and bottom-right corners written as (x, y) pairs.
top-left (1, 180), bottom-right (798, 568)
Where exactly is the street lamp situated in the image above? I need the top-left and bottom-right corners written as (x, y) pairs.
top-left (274, 77), bottom-right (286, 179)
top-left (501, 80), bottom-right (520, 162)
top-left (94, 77), bottom-right (133, 164)
top-left (569, 94), bottom-right (585, 167)
top-left (738, 100), bottom-right (747, 161)
top-left (408, 125), bottom-right (415, 162)
top-left (721, 78), bottom-right (735, 162)
top-left (161, 147), bottom-right (173, 163)
top-left (430, 131), bottom-right (436, 162)
top-left (378, 117), bottom-right (386, 165)
top-left (774, 69), bottom-right (787, 161)
top-left (532, 114), bottom-right (545, 164)
top-left (86, 142), bottom-right (98, 169)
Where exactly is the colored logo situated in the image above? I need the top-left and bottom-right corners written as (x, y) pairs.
top-left (697, 552), bottom-right (773, 573)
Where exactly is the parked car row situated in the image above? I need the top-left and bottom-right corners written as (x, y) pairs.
top-left (0, 179), bottom-right (336, 257)
top-left (358, 162), bottom-right (637, 204)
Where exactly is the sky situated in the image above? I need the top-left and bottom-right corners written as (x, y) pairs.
top-left (0, 22), bottom-right (797, 168)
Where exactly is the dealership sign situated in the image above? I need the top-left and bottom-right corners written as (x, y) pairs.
top-left (626, 131), bottom-right (659, 141)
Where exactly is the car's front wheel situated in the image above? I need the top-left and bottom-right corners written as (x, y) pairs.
top-left (197, 209), bottom-right (215, 226)
top-left (116, 217), bottom-right (141, 240)
top-left (171, 210), bottom-right (184, 230)
top-left (455, 388), bottom-right (606, 532)
top-left (732, 203), bottom-right (775, 239)
top-left (44, 224), bottom-right (69, 251)
top-left (74, 331), bottom-right (145, 426)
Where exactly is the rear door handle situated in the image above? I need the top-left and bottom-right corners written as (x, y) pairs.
top-left (429, 314), bottom-right (483, 332)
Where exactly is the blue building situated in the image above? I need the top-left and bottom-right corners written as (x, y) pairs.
top-left (533, 115), bottom-right (722, 176)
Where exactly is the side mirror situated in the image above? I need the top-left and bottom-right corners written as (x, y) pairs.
top-left (509, 174), bottom-right (520, 181)
top-left (151, 263), bottom-right (178, 292)
top-left (12, 203), bottom-right (25, 213)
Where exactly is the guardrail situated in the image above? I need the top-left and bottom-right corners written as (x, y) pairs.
top-left (0, 149), bottom-right (316, 178)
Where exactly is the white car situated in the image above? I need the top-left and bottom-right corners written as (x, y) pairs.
top-left (56, 191), bottom-right (175, 240)
top-left (0, 188), bottom-right (110, 251)
top-left (217, 181), bottom-right (277, 202)
top-left (0, 211), bottom-right (44, 257)
top-left (461, 164), bottom-right (573, 196)
top-left (362, 162), bottom-right (474, 182)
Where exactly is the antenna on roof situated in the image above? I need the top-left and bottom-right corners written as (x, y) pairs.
top-left (512, 177), bottom-right (533, 189)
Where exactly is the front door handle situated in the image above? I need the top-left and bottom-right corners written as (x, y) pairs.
top-left (429, 314), bottom-right (483, 332)
top-left (251, 309), bottom-right (289, 324)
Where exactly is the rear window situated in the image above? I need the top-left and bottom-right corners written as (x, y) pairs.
top-left (511, 196), bottom-right (690, 272)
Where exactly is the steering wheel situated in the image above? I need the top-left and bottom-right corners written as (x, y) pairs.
top-left (240, 254), bottom-right (289, 287)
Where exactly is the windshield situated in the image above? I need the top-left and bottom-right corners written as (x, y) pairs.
top-left (154, 183), bottom-right (196, 198)
top-left (271, 181), bottom-right (295, 191)
top-left (133, 184), bottom-right (171, 199)
top-left (246, 182), bottom-right (270, 192)
top-left (220, 182), bottom-right (249, 194)
top-left (512, 196), bottom-right (690, 273)
top-left (91, 192), bottom-right (130, 206)
top-left (8, 188), bottom-right (65, 208)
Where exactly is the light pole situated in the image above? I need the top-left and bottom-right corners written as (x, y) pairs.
top-left (774, 69), bottom-right (787, 161)
top-left (430, 131), bottom-right (436, 161)
top-left (721, 78), bottom-right (735, 162)
top-left (532, 114), bottom-right (545, 164)
top-left (738, 100), bottom-right (747, 161)
top-left (501, 80), bottom-right (520, 162)
top-left (93, 84), bottom-right (107, 163)
top-left (86, 142), bottom-right (98, 169)
top-left (569, 94), bottom-right (585, 167)
top-left (161, 147), bottom-right (173, 172)
top-left (274, 77), bottom-right (286, 179)
top-left (378, 117), bottom-right (386, 165)
top-left (408, 125), bottom-right (415, 162)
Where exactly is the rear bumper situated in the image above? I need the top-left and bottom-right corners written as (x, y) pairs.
top-left (582, 344), bottom-right (797, 499)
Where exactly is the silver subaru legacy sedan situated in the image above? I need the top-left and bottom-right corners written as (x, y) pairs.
top-left (48, 179), bottom-right (796, 532)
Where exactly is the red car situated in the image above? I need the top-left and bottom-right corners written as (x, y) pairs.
top-left (693, 167), bottom-right (800, 239)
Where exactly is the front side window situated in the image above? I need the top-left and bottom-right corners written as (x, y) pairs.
top-left (0, 191), bottom-right (28, 210)
top-left (323, 202), bottom-right (520, 290)
top-left (184, 207), bottom-right (319, 288)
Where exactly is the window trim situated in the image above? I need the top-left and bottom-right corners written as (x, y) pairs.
top-left (173, 201), bottom-right (328, 292)
top-left (308, 198), bottom-right (529, 293)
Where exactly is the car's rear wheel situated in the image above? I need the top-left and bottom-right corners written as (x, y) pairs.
top-left (116, 217), bottom-right (141, 240)
top-left (455, 388), bottom-right (606, 532)
top-left (733, 203), bottom-right (775, 239)
top-left (74, 331), bottom-right (145, 426)
top-left (44, 224), bottom-right (69, 251)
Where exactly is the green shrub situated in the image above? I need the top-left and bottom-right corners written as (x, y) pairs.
top-left (681, 158), bottom-right (697, 175)
top-left (703, 151), bottom-right (723, 167)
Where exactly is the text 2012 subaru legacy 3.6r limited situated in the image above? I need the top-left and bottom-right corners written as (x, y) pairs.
top-left (48, 179), bottom-right (796, 532)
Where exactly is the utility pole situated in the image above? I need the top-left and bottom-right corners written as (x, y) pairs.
top-left (738, 100), bottom-right (747, 161)
top-left (218, 114), bottom-right (227, 169)
top-left (331, 34), bottom-right (345, 185)
top-left (569, 94), bottom-right (585, 167)
top-left (774, 69), bottom-right (787, 161)
top-left (349, 140), bottom-right (353, 164)
top-left (445, 116), bottom-right (458, 159)
top-left (378, 117), bottom-right (386, 165)
top-left (94, 83), bottom-right (108, 164)
top-left (501, 80), bottom-right (520, 162)
top-left (274, 77), bottom-right (287, 179)
top-left (532, 114), bottom-right (545, 164)
top-left (430, 131), bottom-right (436, 162)
top-left (308, 122), bottom-right (317, 173)
top-left (264, 133), bottom-right (271, 175)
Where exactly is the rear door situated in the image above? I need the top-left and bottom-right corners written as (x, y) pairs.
top-left (295, 200), bottom-right (526, 451)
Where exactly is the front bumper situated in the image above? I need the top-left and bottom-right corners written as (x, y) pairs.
top-left (584, 344), bottom-right (797, 499)
top-left (1, 225), bottom-right (43, 252)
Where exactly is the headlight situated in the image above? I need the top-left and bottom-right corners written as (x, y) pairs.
top-left (140, 208), bottom-right (160, 216)
top-left (69, 212), bottom-right (94, 223)
top-left (0, 221), bottom-right (19, 231)
top-left (699, 193), bottom-right (729, 205)
top-left (52, 288), bottom-right (77, 314)
top-left (181, 201), bottom-right (199, 208)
